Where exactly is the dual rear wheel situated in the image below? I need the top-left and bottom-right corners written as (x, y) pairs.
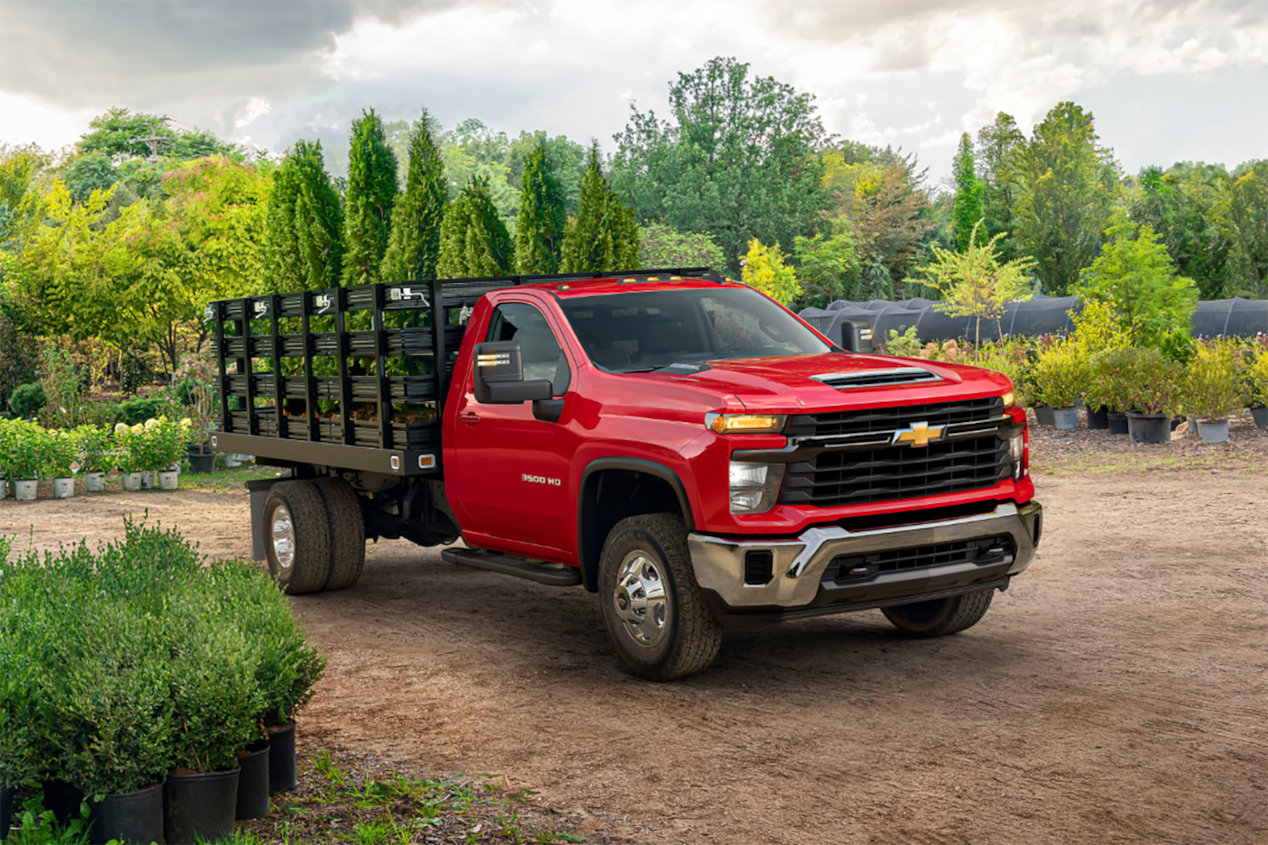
top-left (263, 478), bottom-right (365, 594)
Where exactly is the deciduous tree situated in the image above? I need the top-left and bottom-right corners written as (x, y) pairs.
top-left (637, 222), bottom-right (725, 270)
top-left (741, 239), bottom-right (799, 305)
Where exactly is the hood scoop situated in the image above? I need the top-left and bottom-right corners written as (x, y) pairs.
top-left (812, 367), bottom-right (942, 389)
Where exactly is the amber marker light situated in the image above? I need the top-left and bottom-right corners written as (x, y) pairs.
top-left (705, 413), bottom-right (787, 434)
top-left (1002, 391), bottom-right (1015, 410)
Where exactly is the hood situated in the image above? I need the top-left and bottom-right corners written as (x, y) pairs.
top-left (640, 352), bottom-right (1012, 413)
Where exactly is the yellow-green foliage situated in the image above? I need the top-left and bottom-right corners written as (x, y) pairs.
top-left (1030, 342), bottom-right (1089, 408)
top-left (741, 238), bottom-right (800, 305)
top-left (1248, 348), bottom-right (1268, 407)
top-left (1183, 339), bottom-right (1246, 420)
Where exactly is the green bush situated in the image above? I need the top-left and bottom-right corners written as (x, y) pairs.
top-left (1247, 349), bottom-right (1268, 408)
top-left (1029, 343), bottom-right (1089, 409)
top-left (8, 383), bottom-right (45, 419)
top-left (1182, 340), bottom-right (1245, 420)
top-left (118, 394), bottom-right (172, 426)
top-left (1112, 347), bottom-right (1184, 416)
top-left (78, 399), bottom-right (123, 428)
top-left (0, 419), bottom-right (50, 480)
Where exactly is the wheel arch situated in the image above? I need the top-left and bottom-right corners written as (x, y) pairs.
top-left (577, 457), bottom-right (696, 593)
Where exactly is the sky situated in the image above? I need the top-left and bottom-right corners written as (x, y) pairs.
top-left (1, 0), bottom-right (1265, 185)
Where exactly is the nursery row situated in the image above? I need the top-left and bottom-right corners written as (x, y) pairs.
top-left (0, 418), bottom-right (196, 502)
top-left (0, 521), bottom-right (326, 844)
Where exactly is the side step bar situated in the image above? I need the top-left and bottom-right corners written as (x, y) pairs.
top-left (441, 547), bottom-right (582, 587)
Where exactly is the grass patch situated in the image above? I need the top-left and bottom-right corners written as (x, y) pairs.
top-left (180, 464), bottom-right (282, 492)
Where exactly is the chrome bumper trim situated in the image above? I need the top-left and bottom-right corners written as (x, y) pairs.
top-left (688, 502), bottom-right (1041, 609)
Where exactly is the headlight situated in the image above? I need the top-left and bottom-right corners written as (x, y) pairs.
top-left (1009, 431), bottom-right (1026, 479)
top-left (730, 461), bottom-right (784, 514)
top-left (707, 414), bottom-right (787, 434)
top-left (1002, 391), bottom-right (1015, 410)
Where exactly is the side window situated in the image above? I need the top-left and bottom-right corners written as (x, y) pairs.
top-left (485, 302), bottom-right (571, 396)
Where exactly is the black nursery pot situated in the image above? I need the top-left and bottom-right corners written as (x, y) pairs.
top-left (1127, 411), bottom-right (1171, 444)
top-left (1033, 405), bottom-right (1055, 427)
top-left (2, 785), bottom-right (13, 841)
top-left (268, 722), bottom-right (297, 793)
top-left (187, 448), bottom-right (216, 473)
top-left (1086, 406), bottom-right (1109, 430)
top-left (88, 782), bottom-right (164, 845)
top-left (236, 741), bottom-right (271, 820)
top-left (42, 779), bottom-right (85, 825)
top-left (164, 768), bottom-right (240, 845)
top-left (1107, 411), bottom-right (1129, 435)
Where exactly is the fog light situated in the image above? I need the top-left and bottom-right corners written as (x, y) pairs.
top-left (729, 461), bottom-right (784, 514)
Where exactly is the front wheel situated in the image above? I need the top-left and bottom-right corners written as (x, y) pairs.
top-left (598, 514), bottom-right (722, 681)
top-left (882, 589), bottom-right (994, 637)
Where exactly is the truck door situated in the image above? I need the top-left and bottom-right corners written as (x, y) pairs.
top-left (445, 300), bottom-right (575, 553)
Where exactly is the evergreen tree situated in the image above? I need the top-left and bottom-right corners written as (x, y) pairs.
top-left (381, 110), bottom-right (446, 282)
top-left (976, 112), bottom-right (1026, 261)
top-left (263, 154), bottom-right (302, 293)
top-left (292, 140), bottom-right (343, 290)
top-left (951, 133), bottom-right (984, 251)
top-left (514, 142), bottom-right (566, 274)
top-left (560, 144), bottom-right (638, 274)
top-left (342, 109), bottom-right (398, 286)
top-left (436, 176), bottom-right (513, 279)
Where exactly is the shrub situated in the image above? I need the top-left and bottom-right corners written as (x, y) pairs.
top-left (2, 419), bottom-right (49, 480)
top-left (1182, 340), bottom-right (1245, 421)
top-left (73, 425), bottom-right (112, 474)
top-left (1114, 347), bottom-right (1184, 416)
top-left (37, 348), bottom-right (84, 429)
top-left (1247, 348), bottom-right (1268, 408)
top-left (118, 394), bottom-right (171, 426)
top-left (1029, 343), bottom-right (1089, 409)
top-left (45, 429), bottom-right (81, 478)
top-left (78, 399), bottom-right (123, 428)
top-left (8, 382), bottom-right (45, 419)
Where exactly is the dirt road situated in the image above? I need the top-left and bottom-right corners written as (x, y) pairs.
top-left (2, 462), bottom-right (1264, 844)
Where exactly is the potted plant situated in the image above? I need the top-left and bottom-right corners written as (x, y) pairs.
top-left (6, 421), bottom-right (47, 501)
top-left (1030, 344), bottom-right (1088, 430)
top-left (75, 425), bottom-right (112, 492)
top-left (1248, 348), bottom-right (1268, 428)
top-left (150, 417), bottom-right (188, 491)
top-left (0, 419), bottom-right (14, 500)
top-left (1083, 353), bottom-right (1115, 430)
top-left (1119, 348), bottom-right (1183, 444)
top-left (1182, 341), bottom-right (1245, 444)
top-left (47, 429), bottom-right (79, 499)
top-left (176, 349), bottom-right (217, 473)
top-left (113, 423), bottom-right (145, 491)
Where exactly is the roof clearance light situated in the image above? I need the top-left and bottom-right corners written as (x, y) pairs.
top-left (1002, 391), bottom-right (1015, 410)
top-left (706, 413), bottom-right (787, 434)
top-left (647, 276), bottom-right (660, 281)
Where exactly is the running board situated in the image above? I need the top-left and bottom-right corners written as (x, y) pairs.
top-left (441, 548), bottom-right (582, 587)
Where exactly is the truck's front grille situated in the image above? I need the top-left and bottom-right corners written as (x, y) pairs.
top-left (822, 535), bottom-right (1015, 582)
top-left (785, 396), bottom-right (1003, 439)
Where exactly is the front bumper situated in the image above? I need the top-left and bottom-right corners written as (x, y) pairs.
top-left (688, 501), bottom-right (1042, 622)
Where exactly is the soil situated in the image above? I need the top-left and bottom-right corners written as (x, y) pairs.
top-left (2, 423), bottom-right (1265, 845)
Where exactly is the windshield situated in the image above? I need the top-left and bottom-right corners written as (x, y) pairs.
top-left (559, 287), bottom-right (832, 373)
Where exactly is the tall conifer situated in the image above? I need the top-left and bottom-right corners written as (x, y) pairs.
top-left (342, 109), bottom-right (398, 286)
top-left (952, 133), bottom-right (984, 252)
top-left (560, 144), bottom-right (638, 274)
top-left (381, 110), bottom-right (446, 282)
top-left (514, 142), bottom-right (565, 274)
top-left (263, 155), bottom-right (302, 293)
top-left (292, 140), bottom-right (343, 290)
top-left (436, 176), bottom-right (513, 278)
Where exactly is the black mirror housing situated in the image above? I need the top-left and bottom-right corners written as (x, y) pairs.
top-left (473, 341), bottom-right (554, 404)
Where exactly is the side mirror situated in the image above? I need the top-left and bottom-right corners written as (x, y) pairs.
top-left (473, 341), bottom-right (553, 404)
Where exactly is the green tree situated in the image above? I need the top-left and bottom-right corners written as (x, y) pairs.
top-left (292, 141), bottom-right (344, 291)
top-left (612, 57), bottom-right (827, 272)
top-left (77, 107), bottom-right (238, 162)
top-left (342, 109), bottom-right (398, 287)
top-left (382, 110), bottom-right (447, 282)
top-left (560, 145), bottom-right (638, 274)
top-left (1130, 163), bottom-right (1232, 299)
top-left (975, 112), bottom-right (1026, 261)
top-left (262, 154), bottom-right (302, 293)
top-left (793, 226), bottom-right (859, 307)
top-left (514, 142), bottom-right (565, 274)
top-left (509, 131), bottom-right (586, 217)
top-left (1222, 160), bottom-right (1268, 298)
top-left (0, 144), bottom-right (50, 247)
top-left (917, 222), bottom-right (1036, 350)
top-left (951, 133), bottom-right (984, 252)
top-left (638, 222), bottom-right (725, 270)
top-left (1012, 102), bottom-right (1120, 295)
top-left (741, 239), bottom-right (799, 305)
top-left (1074, 216), bottom-right (1198, 347)
top-left (436, 176), bottom-right (513, 278)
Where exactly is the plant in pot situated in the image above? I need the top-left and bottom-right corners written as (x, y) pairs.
top-left (46, 429), bottom-right (80, 500)
top-left (74, 426), bottom-right (112, 493)
top-left (148, 417), bottom-right (188, 491)
top-left (176, 348), bottom-right (217, 473)
top-left (6, 421), bottom-right (48, 501)
top-left (1247, 349), bottom-right (1268, 428)
top-left (1120, 348), bottom-right (1183, 444)
top-left (1182, 340), bottom-right (1245, 444)
top-left (0, 418), bottom-right (14, 500)
top-left (113, 423), bottom-right (144, 492)
top-left (1029, 343), bottom-right (1088, 430)
top-left (163, 607), bottom-right (263, 845)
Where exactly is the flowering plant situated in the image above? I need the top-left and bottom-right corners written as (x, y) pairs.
top-left (113, 422), bottom-right (145, 474)
top-left (74, 425), bottom-right (113, 473)
top-left (45, 428), bottom-right (82, 477)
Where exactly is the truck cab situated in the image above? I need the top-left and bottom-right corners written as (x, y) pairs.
top-left (211, 270), bottom-right (1041, 680)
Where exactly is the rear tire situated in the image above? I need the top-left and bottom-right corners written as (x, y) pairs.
top-left (262, 480), bottom-right (332, 595)
top-left (313, 477), bottom-right (365, 591)
top-left (882, 589), bottom-right (994, 637)
top-left (598, 513), bottom-right (722, 681)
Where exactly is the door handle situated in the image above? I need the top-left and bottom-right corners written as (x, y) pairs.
top-left (459, 412), bottom-right (481, 425)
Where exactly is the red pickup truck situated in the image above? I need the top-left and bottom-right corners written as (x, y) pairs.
top-left (211, 268), bottom-right (1042, 680)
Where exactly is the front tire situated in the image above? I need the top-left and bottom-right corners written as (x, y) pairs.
top-left (262, 480), bottom-right (332, 595)
top-left (882, 589), bottom-right (994, 637)
top-left (598, 514), bottom-right (722, 681)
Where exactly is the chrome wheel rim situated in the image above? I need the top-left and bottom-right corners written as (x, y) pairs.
top-left (612, 550), bottom-right (670, 648)
top-left (271, 505), bottom-right (296, 572)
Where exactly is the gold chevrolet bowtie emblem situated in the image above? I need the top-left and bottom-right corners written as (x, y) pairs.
top-left (893, 421), bottom-right (944, 448)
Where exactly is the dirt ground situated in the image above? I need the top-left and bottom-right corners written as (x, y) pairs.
top-left (2, 425), bottom-right (1265, 844)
